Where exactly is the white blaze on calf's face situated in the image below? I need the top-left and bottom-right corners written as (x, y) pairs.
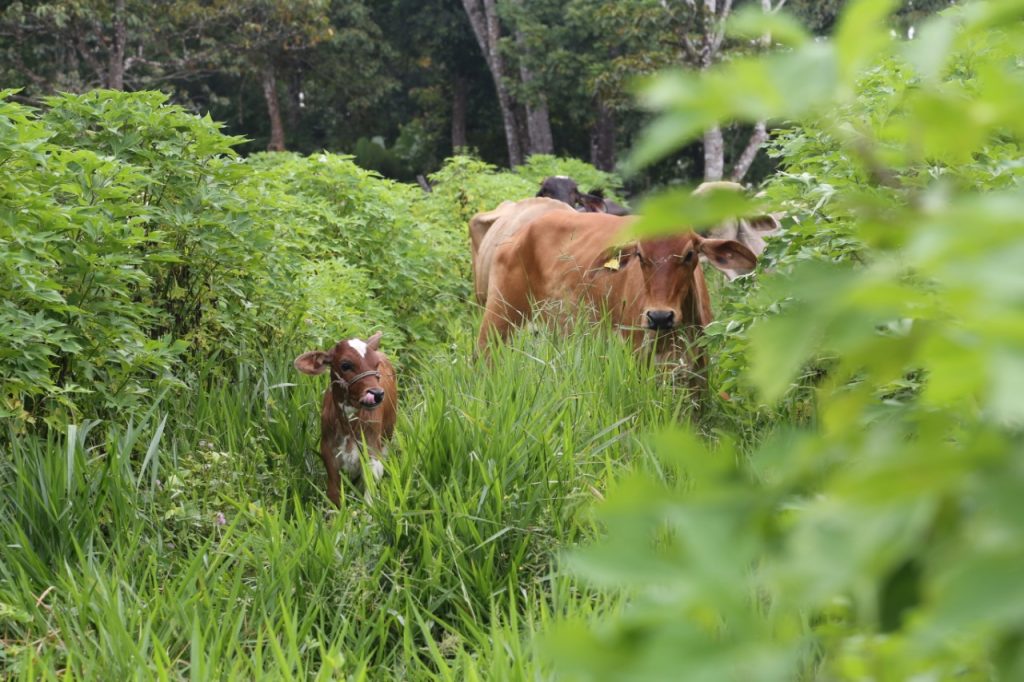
top-left (348, 338), bottom-right (368, 358)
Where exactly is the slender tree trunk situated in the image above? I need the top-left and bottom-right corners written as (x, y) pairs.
top-left (730, 121), bottom-right (768, 182)
top-left (590, 100), bottom-right (615, 172)
top-left (451, 74), bottom-right (468, 151)
top-left (460, 0), bottom-right (524, 166)
top-left (704, 125), bottom-right (724, 181)
top-left (514, 30), bottom-right (553, 154)
top-left (725, 0), bottom-right (775, 181)
top-left (286, 70), bottom-right (303, 130)
top-left (107, 0), bottom-right (126, 90)
top-left (262, 63), bottom-right (286, 152)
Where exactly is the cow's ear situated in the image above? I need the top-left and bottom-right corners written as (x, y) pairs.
top-left (747, 213), bottom-right (781, 234)
top-left (294, 350), bottom-right (330, 375)
top-left (593, 243), bottom-right (637, 272)
top-left (366, 331), bottom-right (383, 351)
top-left (578, 192), bottom-right (607, 213)
top-left (698, 238), bottom-right (757, 280)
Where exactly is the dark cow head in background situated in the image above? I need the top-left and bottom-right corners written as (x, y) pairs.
top-left (536, 176), bottom-right (615, 214)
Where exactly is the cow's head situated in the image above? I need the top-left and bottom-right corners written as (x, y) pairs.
top-left (537, 175), bottom-right (608, 213)
top-left (294, 332), bottom-right (387, 410)
top-left (693, 181), bottom-right (781, 271)
top-left (599, 233), bottom-right (757, 332)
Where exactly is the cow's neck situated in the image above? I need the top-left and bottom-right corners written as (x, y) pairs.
top-left (329, 380), bottom-right (365, 436)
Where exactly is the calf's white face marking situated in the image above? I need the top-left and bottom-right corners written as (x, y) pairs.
top-left (348, 339), bottom-right (368, 358)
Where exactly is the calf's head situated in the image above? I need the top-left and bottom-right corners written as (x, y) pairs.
top-left (294, 332), bottom-right (387, 410)
top-left (602, 233), bottom-right (757, 332)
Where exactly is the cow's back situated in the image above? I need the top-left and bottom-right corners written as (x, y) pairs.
top-left (471, 197), bottom-right (574, 305)
top-left (486, 211), bottom-right (631, 321)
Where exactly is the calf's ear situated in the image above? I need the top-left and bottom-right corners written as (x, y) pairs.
top-left (366, 331), bottom-right (383, 351)
top-left (698, 238), bottom-right (757, 280)
top-left (294, 351), bottom-right (330, 375)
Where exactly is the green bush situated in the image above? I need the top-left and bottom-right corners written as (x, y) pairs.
top-left (240, 151), bottom-right (472, 356)
top-left (553, 2), bottom-right (1024, 680)
top-left (1, 93), bottom-right (620, 429)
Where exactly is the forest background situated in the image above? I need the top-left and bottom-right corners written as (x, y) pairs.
top-left (1, 0), bottom-right (948, 187)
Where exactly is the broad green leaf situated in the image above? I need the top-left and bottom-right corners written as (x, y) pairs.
top-left (834, 0), bottom-right (899, 84)
top-left (626, 188), bottom-right (766, 240)
top-left (727, 7), bottom-right (811, 47)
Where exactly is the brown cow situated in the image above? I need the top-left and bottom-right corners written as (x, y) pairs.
top-left (294, 332), bottom-right (397, 506)
top-left (476, 212), bottom-right (758, 374)
top-left (469, 197), bottom-right (577, 305)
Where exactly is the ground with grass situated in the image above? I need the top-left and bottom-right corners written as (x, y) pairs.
top-left (1, 321), bottom-right (707, 679)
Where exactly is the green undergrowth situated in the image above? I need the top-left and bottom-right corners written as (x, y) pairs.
top-left (0, 322), bottom-right (705, 679)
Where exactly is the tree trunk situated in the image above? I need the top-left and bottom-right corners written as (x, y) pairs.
top-left (262, 63), bottom-right (286, 152)
top-left (451, 74), bottom-right (468, 151)
top-left (730, 121), bottom-right (768, 182)
top-left (107, 0), bottom-right (127, 90)
top-left (723, 0), bottom-right (775, 182)
top-left (590, 100), bottom-right (615, 172)
top-left (514, 30), bottom-right (553, 155)
top-left (286, 70), bottom-right (303, 130)
top-left (704, 125), bottom-right (724, 181)
top-left (521, 89), bottom-right (553, 155)
top-left (460, 0), bottom-right (524, 166)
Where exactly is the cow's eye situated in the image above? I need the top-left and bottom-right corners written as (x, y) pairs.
top-left (340, 361), bottom-right (354, 372)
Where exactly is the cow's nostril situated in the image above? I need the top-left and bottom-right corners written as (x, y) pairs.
top-left (646, 310), bottom-right (675, 329)
top-left (369, 388), bottom-right (385, 404)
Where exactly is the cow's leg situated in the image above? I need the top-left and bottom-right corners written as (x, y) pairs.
top-left (478, 257), bottom-right (532, 350)
top-left (478, 296), bottom-right (529, 349)
top-left (321, 443), bottom-right (342, 508)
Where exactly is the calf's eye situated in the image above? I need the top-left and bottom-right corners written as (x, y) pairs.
top-left (340, 361), bottom-right (354, 371)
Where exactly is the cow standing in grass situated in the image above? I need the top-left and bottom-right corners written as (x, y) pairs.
top-left (476, 210), bottom-right (761, 380)
top-left (294, 332), bottom-right (397, 506)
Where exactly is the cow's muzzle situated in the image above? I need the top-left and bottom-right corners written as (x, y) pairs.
top-left (645, 310), bottom-right (676, 330)
top-left (360, 387), bottom-right (385, 409)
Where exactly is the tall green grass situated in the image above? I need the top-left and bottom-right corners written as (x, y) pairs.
top-left (0, 322), bottom-right (697, 679)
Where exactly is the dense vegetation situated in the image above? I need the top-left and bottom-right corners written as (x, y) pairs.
top-left (2, 0), bottom-right (1022, 679)
top-left (0, 0), bottom-right (950, 188)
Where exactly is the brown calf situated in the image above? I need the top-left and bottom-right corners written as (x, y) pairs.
top-left (294, 332), bottom-right (397, 506)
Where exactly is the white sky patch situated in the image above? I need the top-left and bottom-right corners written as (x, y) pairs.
top-left (348, 338), bottom-right (368, 357)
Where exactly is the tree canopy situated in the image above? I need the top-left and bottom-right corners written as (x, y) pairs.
top-left (1, 0), bottom-right (953, 187)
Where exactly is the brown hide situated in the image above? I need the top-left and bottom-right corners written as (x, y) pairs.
top-left (477, 212), bottom-right (756, 374)
top-left (469, 197), bottom-right (576, 305)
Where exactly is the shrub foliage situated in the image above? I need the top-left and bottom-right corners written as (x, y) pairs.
top-left (555, 2), bottom-right (1024, 680)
